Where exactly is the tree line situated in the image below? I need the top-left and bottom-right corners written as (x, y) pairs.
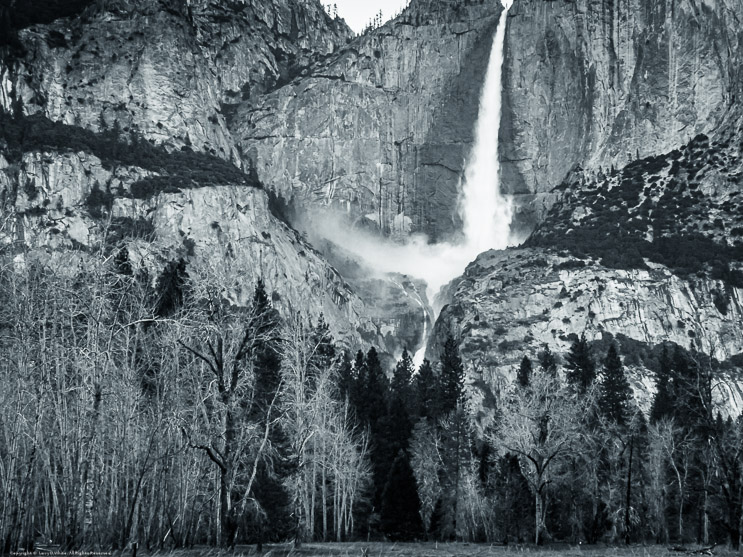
top-left (1, 250), bottom-right (743, 550)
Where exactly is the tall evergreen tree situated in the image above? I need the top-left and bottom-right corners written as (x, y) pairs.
top-left (356, 346), bottom-right (391, 520)
top-left (336, 350), bottom-right (354, 403)
top-left (247, 280), bottom-right (291, 545)
top-left (517, 355), bottom-right (533, 388)
top-left (650, 345), bottom-right (674, 423)
top-left (364, 346), bottom-right (389, 428)
top-left (380, 452), bottom-right (424, 540)
top-left (309, 314), bottom-right (336, 377)
top-left (154, 258), bottom-right (187, 317)
top-left (392, 348), bottom-right (415, 407)
top-left (565, 333), bottom-right (596, 393)
top-left (439, 335), bottom-right (465, 414)
top-left (385, 350), bottom-right (415, 453)
top-left (378, 353), bottom-right (419, 539)
top-left (415, 358), bottom-right (438, 419)
top-left (598, 344), bottom-right (632, 425)
top-left (436, 337), bottom-right (471, 541)
top-left (538, 345), bottom-right (558, 376)
top-left (250, 279), bottom-right (282, 416)
top-left (350, 349), bottom-right (368, 421)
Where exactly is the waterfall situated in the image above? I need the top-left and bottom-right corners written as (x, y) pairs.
top-left (413, 0), bottom-right (514, 366)
top-left (308, 1), bottom-right (515, 367)
top-left (459, 0), bottom-right (514, 256)
top-left (413, 304), bottom-right (428, 368)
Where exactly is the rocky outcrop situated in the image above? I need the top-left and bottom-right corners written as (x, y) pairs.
top-left (0, 0), bottom-right (443, 361)
top-left (432, 248), bottom-right (743, 385)
top-left (5, 0), bottom-right (740, 243)
top-left (2, 0), bottom-right (742, 368)
top-left (426, 105), bottom-right (743, 404)
top-left (1, 0), bottom-right (351, 162)
top-left (0, 134), bottom-right (430, 357)
top-left (0, 143), bottom-right (385, 351)
top-left (308, 235), bottom-right (434, 363)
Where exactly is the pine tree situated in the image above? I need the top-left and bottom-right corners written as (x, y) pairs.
top-left (650, 345), bottom-right (674, 423)
top-left (392, 348), bottom-right (415, 406)
top-left (350, 349), bottom-right (367, 421)
top-left (364, 346), bottom-right (389, 428)
top-left (598, 344), bottom-right (632, 425)
top-left (154, 258), bottom-right (187, 317)
top-left (380, 451), bottom-right (424, 540)
top-left (386, 349), bottom-right (415, 452)
top-left (308, 314), bottom-right (336, 386)
top-left (517, 355), bottom-right (532, 388)
top-left (248, 280), bottom-right (291, 546)
top-left (439, 335), bottom-right (465, 414)
top-left (538, 345), bottom-right (558, 376)
top-left (415, 358), bottom-right (438, 419)
top-left (359, 346), bottom-right (392, 523)
top-left (251, 279), bottom-right (282, 416)
top-left (336, 350), bottom-right (354, 403)
top-left (565, 333), bottom-right (596, 393)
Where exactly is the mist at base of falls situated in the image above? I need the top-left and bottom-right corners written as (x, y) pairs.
top-left (302, 0), bottom-right (515, 365)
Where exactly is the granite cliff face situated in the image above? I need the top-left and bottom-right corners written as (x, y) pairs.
top-left (1, 0), bottom-right (351, 162)
top-left (0, 0), bottom-right (432, 357)
top-left (234, 0), bottom-right (743, 239)
top-left (234, 1), bottom-right (504, 241)
top-left (501, 0), bottom-right (743, 202)
top-left (0, 142), bottom-right (381, 349)
top-left (428, 116), bottom-right (743, 390)
top-left (0, 140), bottom-right (436, 357)
top-left (2, 0), bottom-right (742, 372)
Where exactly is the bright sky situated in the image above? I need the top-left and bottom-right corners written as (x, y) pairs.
top-left (324, 0), bottom-right (411, 34)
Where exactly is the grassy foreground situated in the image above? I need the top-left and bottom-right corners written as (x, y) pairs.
top-left (110, 543), bottom-right (735, 557)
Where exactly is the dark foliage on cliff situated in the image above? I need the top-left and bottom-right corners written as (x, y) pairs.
top-left (527, 131), bottom-right (743, 286)
top-left (0, 111), bottom-right (259, 199)
top-left (0, 1), bottom-right (94, 49)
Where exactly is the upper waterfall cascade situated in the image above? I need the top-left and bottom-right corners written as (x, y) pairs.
top-left (459, 0), bottom-right (514, 255)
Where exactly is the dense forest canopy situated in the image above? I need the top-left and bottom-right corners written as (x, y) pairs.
top-left (1, 246), bottom-right (742, 551)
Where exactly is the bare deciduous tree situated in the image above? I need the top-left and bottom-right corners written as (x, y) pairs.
top-left (281, 313), bottom-right (371, 544)
top-left (491, 371), bottom-right (582, 544)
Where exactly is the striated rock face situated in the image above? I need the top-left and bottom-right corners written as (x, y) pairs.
top-left (4, 0), bottom-right (740, 242)
top-left (501, 0), bottom-right (743, 199)
top-left (234, 1), bottom-right (504, 241)
top-left (234, 0), bottom-right (743, 239)
top-left (0, 0), bottom-right (351, 162)
top-left (2, 0), bottom-right (742, 368)
top-left (526, 122), bottom-right (743, 266)
top-left (432, 248), bottom-right (743, 383)
top-left (0, 0), bottom-right (441, 361)
top-left (0, 144), bottom-right (405, 352)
